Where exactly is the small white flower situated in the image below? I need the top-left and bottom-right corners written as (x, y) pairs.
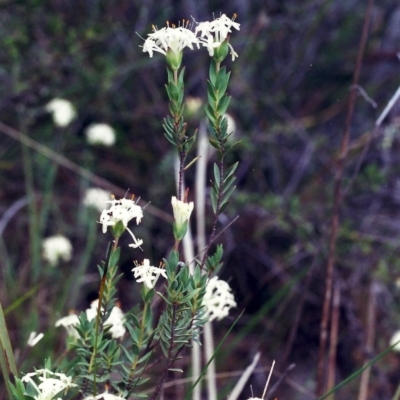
top-left (171, 196), bottom-right (194, 228)
top-left (390, 330), bottom-right (400, 351)
top-left (84, 391), bottom-right (126, 400)
top-left (126, 227), bottom-right (144, 249)
top-left (85, 123), bottom-right (116, 146)
top-left (27, 331), bottom-right (44, 347)
top-left (132, 259), bottom-right (168, 289)
top-left (195, 14), bottom-right (240, 61)
top-left (83, 188), bottom-right (112, 212)
top-left (56, 302), bottom-right (126, 340)
top-left (99, 197), bottom-right (143, 237)
top-left (46, 98), bottom-right (76, 127)
top-left (22, 369), bottom-right (76, 400)
top-left (55, 313), bottom-right (80, 339)
top-left (142, 25), bottom-right (199, 58)
top-left (42, 235), bottom-right (73, 266)
top-left (86, 300), bottom-right (126, 339)
top-left (202, 276), bottom-right (236, 322)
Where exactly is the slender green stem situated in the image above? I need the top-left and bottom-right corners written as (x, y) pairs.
top-left (0, 301), bottom-right (18, 399)
top-left (87, 239), bottom-right (119, 394)
top-left (129, 301), bottom-right (149, 376)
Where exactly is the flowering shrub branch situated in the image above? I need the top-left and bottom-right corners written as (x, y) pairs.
top-left (2, 13), bottom-right (240, 400)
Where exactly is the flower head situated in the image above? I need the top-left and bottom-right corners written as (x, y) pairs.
top-left (195, 14), bottom-right (240, 61)
top-left (42, 235), bottom-right (73, 266)
top-left (21, 369), bottom-right (76, 400)
top-left (202, 276), bottom-right (236, 321)
top-left (85, 123), bottom-right (116, 146)
top-left (142, 23), bottom-right (199, 69)
top-left (56, 302), bottom-right (126, 340)
top-left (84, 390), bottom-right (126, 400)
top-left (45, 98), bottom-right (76, 127)
top-left (83, 187), bottom-right (112, 212)
top-left (132, 259), bottom-right (168, 289)
top-left (99, 197), bottom-right (143, 242)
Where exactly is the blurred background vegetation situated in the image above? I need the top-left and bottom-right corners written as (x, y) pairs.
top-left (1, 0), bottom-right (400, 398)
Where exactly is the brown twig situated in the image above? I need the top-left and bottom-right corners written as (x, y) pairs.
top-left (315, 0), bottom-right (374, 395)
top-left (326, 283), bottom-right (340, 400)
top-left (357, 281), bottom-right (377, 400)
top-left (0, 121), bottom-right (173, 223)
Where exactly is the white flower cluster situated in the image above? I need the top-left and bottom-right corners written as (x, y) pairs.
top-left (202, 276), bottom-right (236, 321)
top-left (21, 369), bottom-right (76, 400)
top-left (85, 123), bottom-right (116, 146)
top-left (83, 187), bottom-right (112, 212)
top-left (84, 390), bottom-right (126, 400)
top-left (42, 235), bottom-right (73, 266)
top-left (142, 14), bottom-right (240, 62)
top-left (142, 24), bottom-right (199, 58)
top-left (100, 197), bottom-right (143, 247)
top-left (195, 14), bottom-right (240, 60)
top-left (46, 98), bottom-right (76, 127)
top-left (45, 99), bottom-right (116, 146)
top-left (55, 300), bottom-right (126, 340)
top-left (132, 259), bottom-right (168, 289)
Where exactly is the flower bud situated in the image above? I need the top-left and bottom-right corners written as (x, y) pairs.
top-left (171, 196), bottom-right (194, 240)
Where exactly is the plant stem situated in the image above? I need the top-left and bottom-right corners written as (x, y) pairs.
top-left (87, 239), bottom-right (119, 393)
top-left (150, 304), bottom-right (177, 400)
top-left (315, 0), bottom-right (374, 394)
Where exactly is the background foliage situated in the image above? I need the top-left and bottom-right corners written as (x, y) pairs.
top-left (1, 0), bottom-right (400, 398)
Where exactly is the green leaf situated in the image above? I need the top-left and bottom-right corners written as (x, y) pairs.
top-left (226, 140), bottom-right (242, 154)
top-left (143, 305), bottom-right (152, 326)
top-left (167, 82), bottom-right (179, 102)
top-left (225, 162), bottom-right (239, 181)
top-left (205, 104), bottom-right (217, 125)
top-left (163, 129), bottom-right (178, 146)
top-left (217, 94), bottom-right (231, 116)
top-left (223, 174), bottom-right (236, 193)
top-left (166, 67), bottom-right (174, 83)
top-left (168, 251), bottom-right (179, 271)
top-left (209, 59), bottom-right (217, 86)
top-left (109, 247), bottom-right (120, 268)
top-left (178, 67), bottom-right (185, 85)
top-left (126, 324), bottom-right (140, 343)
top-left (210, 188), bottom-right (218, 214)
top-left (209, 139), bottom-right (221, 150)
top-left (216, 68), bottom-right (230, 95)
top-left (143, 288), bottom-right (155, 303)
top-left (0, 302), bottom-right (18, 400)
top-left (213, 163), bottom-right (221, 187)
top-left (156, 291), bottom-right (172, 305)
top-left (222, 184), bottom-right (236, 205)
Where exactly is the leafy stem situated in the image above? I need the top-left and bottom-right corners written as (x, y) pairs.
top-left (150, 303), bottom-right (178, 400)
top-left (87, 239), bottom-right (119, 391)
